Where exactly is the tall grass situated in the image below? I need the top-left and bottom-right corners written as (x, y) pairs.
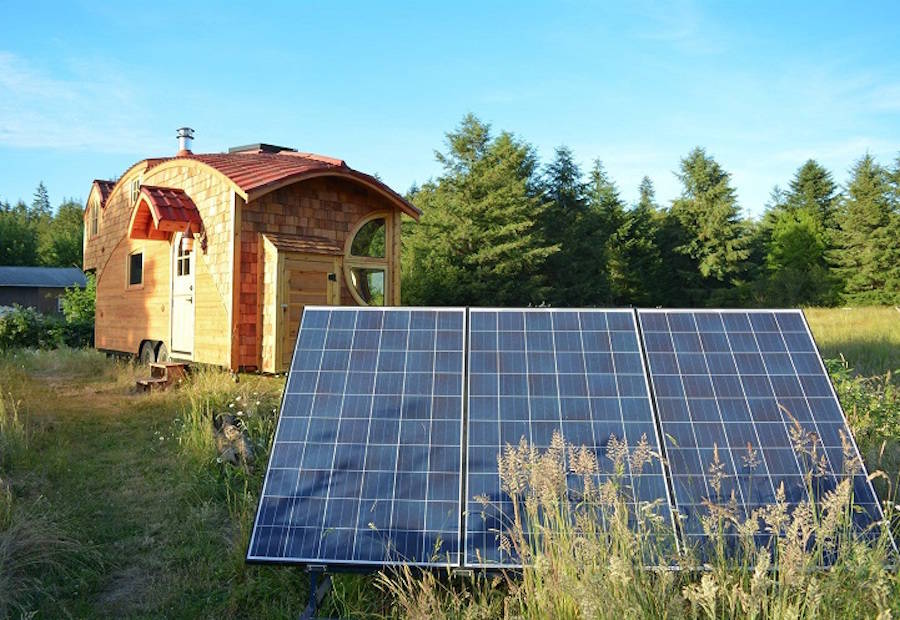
top-left (172, 368), bottom-right (283, 560)
top-left (0, 351), bottom-right (100, 617)
top-left (805, 306), bottom-right (900, 379)
top-left (378, 432), bottom-right (899, 620)
top-left (0, 390), bottom-right (26, 469)
top-left (0, 491), bottom-right (96, 618)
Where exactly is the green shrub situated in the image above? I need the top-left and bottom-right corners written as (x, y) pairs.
top-left (0, 306), bottom-right (58, 349)
top-left (59, 273), bottom-right (95, 325)
top-left (0, 275), bottom-right (94, 350)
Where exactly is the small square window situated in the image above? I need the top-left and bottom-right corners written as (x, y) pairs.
top-left (128, 252), bottom-right (143, 287)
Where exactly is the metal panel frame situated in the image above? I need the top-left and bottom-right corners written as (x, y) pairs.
top-left (463, 307), bottom-right (679, 568)
top-left (638, 307), bottom-right (893, 552)
top-left (247, 306), bottom-right (467, 568)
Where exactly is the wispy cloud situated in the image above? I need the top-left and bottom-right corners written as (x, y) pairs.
top-left (0, 51), bottom-right (157, 152)
top-left (627, 0), bottom-right (729, 55)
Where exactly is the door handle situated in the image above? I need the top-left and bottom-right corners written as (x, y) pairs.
top-left (187, 297), bottom-right (193, 303)
top-left (281, 304), bottom-right (288, 310)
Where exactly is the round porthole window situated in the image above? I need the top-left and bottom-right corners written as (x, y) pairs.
top-left (345, 214), bottom-right (389, 306)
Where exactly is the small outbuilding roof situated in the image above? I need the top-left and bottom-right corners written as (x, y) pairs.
top-left (0, 266), bottom-right (87, 288)
top-left (263, 233), bottom-right (343, 255)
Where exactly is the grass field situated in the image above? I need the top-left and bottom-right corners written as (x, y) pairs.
top-left (804, 306), bottom-right (900, 378)
top-left (0, 306), bottom-right (898, 618)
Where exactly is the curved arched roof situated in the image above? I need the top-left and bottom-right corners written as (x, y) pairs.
top-left (146, 151), bottom-right (421, 219)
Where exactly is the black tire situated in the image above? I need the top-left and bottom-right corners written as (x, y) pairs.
top-left (138, 341), bottom-right (156, 365)
top-left (155, 342), bottom-right (169, 363)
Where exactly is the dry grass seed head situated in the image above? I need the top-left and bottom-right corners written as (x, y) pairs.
top-left (606, 434), bottom-right (628, 473)
top-left (629, 433), bottom-right (654, 477)
top-left (742, 442), bottom-right (761, 471)
top-left (708, 444), bottom-right (725, 499)
top-left (839, 429), bottom-right (862, 475)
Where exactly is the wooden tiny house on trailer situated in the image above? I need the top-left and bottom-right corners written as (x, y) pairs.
top-left (83, 129), bottom-right (420, 372)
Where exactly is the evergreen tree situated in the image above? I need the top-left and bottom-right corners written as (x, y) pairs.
top-left (31, 181), bottom-right (52, 219)
top-left (785, 159), bottom-right (839, 230)
top-left (612, 177), bottom-right (664, 305)
top-left (540, 146), bottom-right (603, 305)
top-left (764, 208), bottom-right (834, 305)
top-left (0, 200), bottom-right (39, 265)
top-left (586, 161), bottom-right (626, 304)
top-left (830, 154), bottom-right (900, 304)
top-left (889, 154), bottom-right (900, 208)
top-left (40, 199), bottom-right (84, 266)
top-left (669, 147), bottom-right (750, 303)
top-left (756, 162), bottom-right (840, 306)
top-left (402, 115), bottom-right (557, 306)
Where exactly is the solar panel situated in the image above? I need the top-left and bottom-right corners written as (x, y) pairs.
top-left (465, 309), bottom-right (675, 567)
top-left (637, 309), bottom-right (884, 550)
top-left (247, 307), bottom-right (466, 567)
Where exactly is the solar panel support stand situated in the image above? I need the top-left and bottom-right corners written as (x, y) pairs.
top-left (299, 565), bottom-right (336, 620)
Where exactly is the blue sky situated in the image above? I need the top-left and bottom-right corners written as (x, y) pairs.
top-left (1, 1), bottom-right (899, 217)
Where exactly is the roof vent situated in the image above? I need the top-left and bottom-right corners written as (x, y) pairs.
top-left (228, 143), bottom-right (296, 154)
top-left (176, 127), bottom-right (195, 155)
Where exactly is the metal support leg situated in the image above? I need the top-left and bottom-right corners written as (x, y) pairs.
top-left (299, 567), bottom-right (333, 620)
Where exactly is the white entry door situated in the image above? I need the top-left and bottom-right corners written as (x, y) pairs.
top-left (171, 234), bottom-right (195, 356)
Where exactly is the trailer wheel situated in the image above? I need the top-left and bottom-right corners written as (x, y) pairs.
top-left (138, 341), bottom-right (156, 365)
top-left (156, 342), bottom-right (169, 363)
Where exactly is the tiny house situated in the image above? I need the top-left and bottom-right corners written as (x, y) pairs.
top-left (83, 128), bottom-right (419, 372)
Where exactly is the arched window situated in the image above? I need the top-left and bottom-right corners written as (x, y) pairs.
top-left (89, 198), bottom-right (100, 238)
top-left (345, 213), bottom-right (390, 306)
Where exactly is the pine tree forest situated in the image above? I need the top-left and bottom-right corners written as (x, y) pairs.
top-left (402, 115), bottom-right (900, 307)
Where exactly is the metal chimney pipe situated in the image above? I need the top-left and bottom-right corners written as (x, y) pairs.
top-left (176, 127), bottom-right (195, 155)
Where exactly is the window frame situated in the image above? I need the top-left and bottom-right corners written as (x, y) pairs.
top-left (88, 198), bottom-right (100, 238)
top-left (176, 238), bottom-right (191, 277)
top-left (130, 177), bottom-right (141, 205)
top-left (127, 249), bottom-right (144, 290)
top-left (343, 212), bottom-right (391, 306)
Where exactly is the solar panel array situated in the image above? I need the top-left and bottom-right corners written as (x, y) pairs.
top-left (247, 307), bottom-right (465, 566)
top-left (466, 309), bottom-right (672, 566)
top-left (248, 306), bottom-right (886, 569)
top-left (637, 309), bottom-right (882, 549)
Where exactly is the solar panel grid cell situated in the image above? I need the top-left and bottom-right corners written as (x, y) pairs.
top-left (465, 309), bottom-right (674, 567)
top-left (638, 309), bottom-right (884, 550)
top-left (247, 307), bottom-right (466, 567)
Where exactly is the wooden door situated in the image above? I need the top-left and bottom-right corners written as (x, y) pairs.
top-left (277, 253), bottom-right (341, 371)
top-left (171, 234), bottom-right (195, 356)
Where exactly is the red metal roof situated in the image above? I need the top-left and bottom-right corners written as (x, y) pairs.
top-left (129, 186), bottom-right (203, 240)
top-left (139, 186), bottom-right (203, 229)
top-left (147, 150), bottom-right (420, 217)
top-left (92, 179), bottom-right (115, 208)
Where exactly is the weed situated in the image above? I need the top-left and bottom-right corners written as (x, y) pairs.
top-left (377, 432), bottom-right (899, 619)
top-left (0, 390), bottom-right (26, 469)
top-left (0, 492), bottom-right (98, 618)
